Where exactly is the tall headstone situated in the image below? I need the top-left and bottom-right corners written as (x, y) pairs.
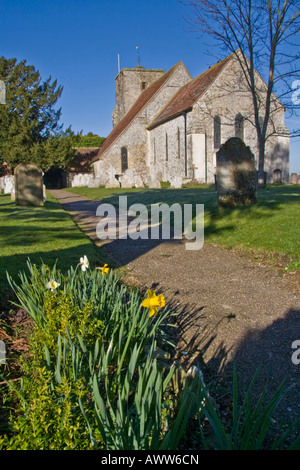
top-left (216, 138), bottom-right (257, 208)
top-left (290, 173), bottom-right (298, 184)
top-left (14, 163), bottom-right (44, 206)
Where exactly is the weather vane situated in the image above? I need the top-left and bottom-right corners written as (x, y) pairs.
top-left (136, 46), bottom-right (141, 67)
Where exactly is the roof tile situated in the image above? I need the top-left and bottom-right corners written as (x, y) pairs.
top-left (148, 54), bottom-right (233, 129)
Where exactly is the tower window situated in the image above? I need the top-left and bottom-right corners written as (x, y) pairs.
top-left (141, 82), bottom-right (147, 90)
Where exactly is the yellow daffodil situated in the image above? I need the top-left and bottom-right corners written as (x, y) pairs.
top-left (96, 263), bottom-right (110, 276)
top-left (46, 279), bottom-right (60, 292)
top-left (141, 289), bottom-right (165, 317)
top-left (79, 255), bottom-right (89, 271)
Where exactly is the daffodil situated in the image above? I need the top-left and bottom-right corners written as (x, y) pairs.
top-left (46, 279), bottom-right (60, 292)
top-left (97, 263), bottom-right (110, 276)
top-left (79, 255), bottom-right (89, 272)
top-left (141, 289), bottom-right (165, 317)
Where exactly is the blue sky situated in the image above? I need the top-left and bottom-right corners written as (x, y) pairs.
top-left (0, 0), bottom-right (299, 173)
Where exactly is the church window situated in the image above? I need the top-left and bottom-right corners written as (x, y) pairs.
top-left (214, 116), bottom-right (221, 149)
top-left (141, 82), bottom-right (147, 90)
top-left (121, 147), bottom-right (128, 173)
top-left (177, 127), bottom-right (180, 158)
top-left (235, 113), bottom-right (244, 140)
top-left (153, 138), bottom-right (156, 164)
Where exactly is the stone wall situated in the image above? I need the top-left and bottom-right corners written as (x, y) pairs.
top-left (191, 57), bottom-right (290, 183)
top-left (148, 114), bottom-right (190, 184)
top-left (94, 62), bottom-right (192, 186)
top-left (67, 172), bottom-right (101, 188)
top-left (94, 57), bottom-right (290, 187)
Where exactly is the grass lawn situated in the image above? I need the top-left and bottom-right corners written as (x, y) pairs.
top-left (64, 183), bottom-right (300, 272)
top-left (0, 192), bottom-right (105, 300)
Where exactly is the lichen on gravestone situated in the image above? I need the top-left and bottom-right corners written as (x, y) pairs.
top-left (216, 137), bottom-right (257, 208)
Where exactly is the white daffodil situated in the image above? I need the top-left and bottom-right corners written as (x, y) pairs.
top-left (79, 255), bottom-right (89, 272)
top-left (46, 279), bottom-right (60, 292)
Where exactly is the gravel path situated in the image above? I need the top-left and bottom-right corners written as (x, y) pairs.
top-left (50, 189), bottom-right (300, 434)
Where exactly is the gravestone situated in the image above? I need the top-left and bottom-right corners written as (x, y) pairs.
top-left (148, 176), bottom-right (161, 189)
top-left (216, 137), bottom-right (257, 208)
top-left (14, 162), bottom-right (44, 206)
top-left (120, 168), bottom-right (144, 188)
top-left (290, 173), bottom-right (298, 184)
top-left (105, 166), bottom-right (120, 188)
top-left (170, 176), bottom-right (183, 189)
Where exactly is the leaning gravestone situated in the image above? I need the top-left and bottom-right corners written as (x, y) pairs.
top-left (14, 162), bottom-right (44, 206)
top-left (216, 137), bottom-right (257, 208)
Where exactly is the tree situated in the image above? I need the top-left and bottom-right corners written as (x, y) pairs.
top-left (0, 56), bottom-right (74, 170)
top-left (182, 0), bottom-right (300, 184)
top-left (71, 131), bottom-right (106, 148)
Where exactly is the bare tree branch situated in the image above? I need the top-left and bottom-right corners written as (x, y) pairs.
top-left (181, 0), bottom-right (300, 183)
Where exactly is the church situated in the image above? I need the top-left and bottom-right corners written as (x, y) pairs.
top-left (91, 52), bottom-right (290, 188)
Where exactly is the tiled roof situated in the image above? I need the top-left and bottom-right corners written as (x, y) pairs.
top-left (148, 53), bottom-right (234, 130)
top-left (92, 62), bottom-right (188, 162)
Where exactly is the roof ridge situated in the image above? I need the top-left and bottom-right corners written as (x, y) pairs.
top-left (92, 61), bottom-right (186, 162)
top-left (148, 53), bottom-right (234, 129)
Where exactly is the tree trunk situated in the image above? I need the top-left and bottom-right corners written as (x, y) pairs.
top-left (257, 140), bottom-right (266, 188)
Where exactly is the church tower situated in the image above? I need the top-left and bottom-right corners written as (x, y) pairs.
top-left (112, 66), bottom-right (165, 128)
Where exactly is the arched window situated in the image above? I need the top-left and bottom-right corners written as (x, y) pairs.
top-left (235, 113), bottom-right (244, 140)
top-left (214, 115), bottom-right (221, 149)
top-left (121, 147), bottom-right (128, 173)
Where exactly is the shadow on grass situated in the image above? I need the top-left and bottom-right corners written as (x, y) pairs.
top-left (0, 198), bottom-right (105, 300)
top-left (61, 184), bottom-right (299, 269)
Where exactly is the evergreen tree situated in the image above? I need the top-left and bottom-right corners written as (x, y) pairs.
top-left (0, 56), bottom-right (74, 170)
